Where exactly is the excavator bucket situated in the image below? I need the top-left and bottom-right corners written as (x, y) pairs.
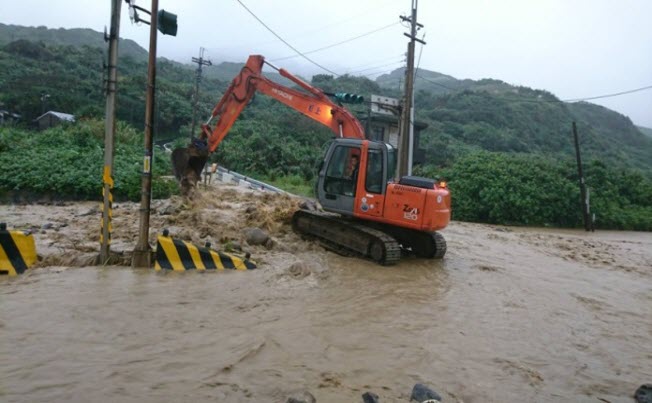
top-left (171, 138), bottom-right (209, 195)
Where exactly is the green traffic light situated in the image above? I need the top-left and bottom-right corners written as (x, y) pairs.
top-left (334, 92), bottom-right (364, 104)
top-left (157, 9), bottom-right (178, 36)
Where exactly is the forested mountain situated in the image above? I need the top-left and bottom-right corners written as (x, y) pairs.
top-left (638, 125), bottom-right (652, 138)
top-left (1, 25), bottom-right (651, 229)
top-left (0, 23), bottom-right (148, 61)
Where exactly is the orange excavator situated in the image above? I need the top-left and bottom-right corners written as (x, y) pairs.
top-left (172, 55), bottom-right (450, 264)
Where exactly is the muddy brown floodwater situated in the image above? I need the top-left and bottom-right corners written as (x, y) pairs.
top-left (1, 183), bottom-right (651, 402)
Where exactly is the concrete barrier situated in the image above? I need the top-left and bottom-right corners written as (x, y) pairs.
top-left (0, 223), bottom-right (37, 276)
top-left (154, 234), bottom-right (256, 271)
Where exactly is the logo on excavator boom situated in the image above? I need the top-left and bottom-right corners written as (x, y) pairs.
top-left (271, 88), bottom-right (293, 101)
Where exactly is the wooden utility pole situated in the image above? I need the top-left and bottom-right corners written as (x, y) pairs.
top-left (132, 0), bottom-right (159, 268)
top-left (190, 47), bottom-right (212, 140)
top-left (572, 121), bottom-right (591, 231)
top-left (99, 0), bottom-right (121, 264)
top-left (397, 0), bottom-right (425, 179)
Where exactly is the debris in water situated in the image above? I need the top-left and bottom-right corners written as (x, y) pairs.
top-left (410, 383), bottom-right (442, 402)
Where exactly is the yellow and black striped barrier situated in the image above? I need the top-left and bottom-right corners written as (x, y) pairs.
top-left (0, 223), bottom-right (37, 276)
top-left (154, 233), bottom-right (256, 271)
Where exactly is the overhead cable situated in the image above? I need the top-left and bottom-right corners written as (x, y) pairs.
top-left (235, 0), bottom-right (340, 76)
top-left (347, 53), bottom-right (405, 70)
top-left (416, 73), bottom-right (652, 105)
top-left (348, 60), bottom-right (405, 75)
top-left (415, 72), bottom-right (457, 91)
top-left (563, 85), bottom-right (652, 102)
top-left (271, 22), bottom-right (400, 62)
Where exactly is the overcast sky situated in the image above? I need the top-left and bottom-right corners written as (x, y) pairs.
top-left (2, 0), bottom-right (651, 127)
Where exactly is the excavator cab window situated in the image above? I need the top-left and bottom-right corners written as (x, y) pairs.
top-left (324, 145), bottom-right (360, 196)
top-left (386, 144), bottom-right (397, 181)
top-left (365, 149), bottom-right (384, 194)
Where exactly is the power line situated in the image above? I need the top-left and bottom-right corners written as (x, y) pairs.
top-left (415, 72), bottom-right (457, 91)
top-left (206, 1), bottom-right (397, 54)
top-left (362, 68), bottom-right (399, 79)
top-left (271, 22), bottom-right (400, 62)
top-left (235, 0), bottom-right (340, 76)
top-left (347, 59), bottom-right (405, 75)
top-left (563, 85), bottom-right (652, 102)
top-left (415, 33), bottom-right (426, 72)
top-left (416, 73), bottom-right (652, 105)
top-left (346, 53), bottom-right (405, 70)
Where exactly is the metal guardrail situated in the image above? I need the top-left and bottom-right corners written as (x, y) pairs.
top-left (213, 166), bottom-right (286, 194)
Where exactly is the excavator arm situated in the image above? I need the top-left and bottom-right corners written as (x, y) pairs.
top-left (199, 54), bottom-right (365, 152)
top-left (172, 55), bottom-right (365, 193)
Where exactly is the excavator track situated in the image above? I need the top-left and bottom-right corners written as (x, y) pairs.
top-left (292, 210), bottom-right (401, 265)
top-left (359, 223), bottom-right (447, 259)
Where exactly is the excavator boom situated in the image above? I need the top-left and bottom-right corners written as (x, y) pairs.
top-left (173, 55), bottom-right (365, 191)
top-left (202, 55), bottom-right (364, 152)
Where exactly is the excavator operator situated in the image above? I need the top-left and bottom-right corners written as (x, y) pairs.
top-left (347, 154), bottom-right (360, 182)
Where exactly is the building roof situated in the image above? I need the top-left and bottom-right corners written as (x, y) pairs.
top-left (35, 111), bottom-right (75, 122)
top-left (0, 109), bottom-right (21, 119)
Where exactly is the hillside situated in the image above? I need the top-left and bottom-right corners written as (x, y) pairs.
top-left (0, 23), bottom-right (148, 61)
top-left (412, 84), bottom-right (652, 175)
top-left (638, 125), bottom-right (652, 138)
top-left (1, 24), bottom-right (651, 176)
top-left (0, 39), bottom-right (225, 138)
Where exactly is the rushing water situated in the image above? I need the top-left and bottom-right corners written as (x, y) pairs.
top-left (2, 224), bottom-right (651, 403)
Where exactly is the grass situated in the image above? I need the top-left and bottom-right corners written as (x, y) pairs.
top-left (259, 174), bottom-right (314, 197)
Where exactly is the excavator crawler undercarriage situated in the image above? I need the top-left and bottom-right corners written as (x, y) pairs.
top-left (292, 210), bottom-right (446, 265)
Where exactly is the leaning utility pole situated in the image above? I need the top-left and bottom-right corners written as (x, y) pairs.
top-left (572, 121), bottom-right (591, 231)
top-left (190, 47), bottom-right (212, 140)
top-left (397, 0), bottom-right (425, 179)
top-left (99, 0), bottom-right (122, 264)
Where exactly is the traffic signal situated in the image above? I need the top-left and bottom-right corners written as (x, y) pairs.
top-left (334, 93), bottom-right (364, 104)
top-left (157, 9), bottom-right (178, 36)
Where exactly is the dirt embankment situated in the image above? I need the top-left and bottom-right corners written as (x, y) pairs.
top-left (2, 183), bottom-right (310, 267)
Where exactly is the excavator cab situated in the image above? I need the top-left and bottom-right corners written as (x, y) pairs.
top-left (317, 138), bottom-right (392, 216)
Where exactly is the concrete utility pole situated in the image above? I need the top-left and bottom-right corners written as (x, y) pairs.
top-left (572, 121), bottom-right (592, 231)
top-left (127, 0), bottom-right (176, 268)
top-left (190, 47), bottom-right (212, 140)
top-left (397, 0), bottom-right (425, 179)
top-left (132, 0), bottom-right (160, 268)
top-left (99, 0), bottom-right (122, 264)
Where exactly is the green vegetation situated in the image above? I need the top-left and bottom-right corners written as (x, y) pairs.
top-left (637, 125), bottom-right (652, 138)
top-left (0, 120), bottom-right (177, 201)
top-left (418, 152), bottom-right (652, 231)
top-left (0, 23), bottom-right (148, 61)
top-left (0, 39), bottom-right (225, 138)
top-left (1, 25), bottom-right (651, 230)
top-left (259, 174), bottom-right (314, 197)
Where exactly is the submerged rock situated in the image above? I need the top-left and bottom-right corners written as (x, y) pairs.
top-left (410, 383), bottom-right (441, 402)
top-left (244, 227), bottom-right (269, 246)
top-left (287, 261), bottom-right (311, 278)
top-left (635, 384), bottom-right (652, 403)
top-left (362, 391), bottom-right (380, 403)
top-left (285, 390), bottom-right (316, 403)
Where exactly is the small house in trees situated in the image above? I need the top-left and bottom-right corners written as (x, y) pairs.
top-left (34, 111), bottom-right (75, 130)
